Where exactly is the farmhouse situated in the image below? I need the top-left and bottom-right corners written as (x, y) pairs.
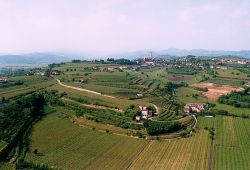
top-left (0, 77), bottom-right (8, 83)
top-left (245, 82), bottom-right (250, 87)
top-left (50, 70), bottom-right (59, 76)
top-left (79, 78), bottom-right (88, 83)
top-left (139, 105), bottom-right (153, 119)
top-left (35, 71), bottom-right (45, 76)
top-left (184, 103), bottom-right (207, 114)
top-left (136, 93), bottom-right (143, 97)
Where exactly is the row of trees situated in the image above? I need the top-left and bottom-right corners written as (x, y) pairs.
top-left (143, 120), bottom-right (183, 135)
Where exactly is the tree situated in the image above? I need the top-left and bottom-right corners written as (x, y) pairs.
top-left (125, 104), bottom-right (141, 118)
top-left (148, 105), bottom-right (156, 114)
top-left (1, 96), bottom-right (5, 103)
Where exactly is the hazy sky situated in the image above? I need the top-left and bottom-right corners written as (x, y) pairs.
top-left (0, 0), bottom-right (250, 54)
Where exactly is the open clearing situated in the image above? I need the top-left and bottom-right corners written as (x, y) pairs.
top-left (192, 82), bottom-right (244, 100)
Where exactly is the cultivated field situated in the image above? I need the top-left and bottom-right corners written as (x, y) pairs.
top-left (197, 115), bottom-right (250, 170)
top-left (130, 131), bottom-right (211, 170)
top-left (214, 116), bottom-right (250, 170)
top-left (26, 107), bottom-right (213, 170)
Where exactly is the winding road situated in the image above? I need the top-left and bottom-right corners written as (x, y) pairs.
top-left (56, 78), bottom-right (115, 98)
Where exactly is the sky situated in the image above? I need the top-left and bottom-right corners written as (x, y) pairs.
top-left (0, 0), bottom-right (250, 55)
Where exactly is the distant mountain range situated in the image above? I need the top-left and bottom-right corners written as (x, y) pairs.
top-left (106, 49), bottom-right (250, 59)
top-left (0, 53), bottom-right (70, 65)
top-left (0, 49), bottom-right (250, 66)
top-left (157, 48), bottom-right (250, 58)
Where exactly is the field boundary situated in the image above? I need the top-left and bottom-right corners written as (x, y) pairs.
top-left (56, 78), bottom-right (116, 98)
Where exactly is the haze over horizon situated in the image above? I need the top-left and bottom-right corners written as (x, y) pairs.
top-left (1, 0), bottom-right (250, 55)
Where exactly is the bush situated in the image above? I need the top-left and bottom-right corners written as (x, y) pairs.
top-left (143, 120), bottom-right (183, 135)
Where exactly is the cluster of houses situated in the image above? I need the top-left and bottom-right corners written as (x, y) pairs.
top-left (135, 105), bottom-right (153, 122)
top-left (183, 103), bottom-right (208, 114)
top-left (0, 77), bottom-right (8, 83)
top-left (34, 71), bottom-right (45, 76)
top-left (34, 70), bottom-right (60, 77)
top-left (83, 66), bottom-right (129, 72)
top-left (219, 58), bottom-right (250, 65)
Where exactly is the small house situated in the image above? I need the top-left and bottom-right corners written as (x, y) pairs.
top-left (79, 79), bottom-right (87, 83)
top-left (183, 103), bottom-right (207, 114)
top-left (139, 105), bottom-right (153, 119)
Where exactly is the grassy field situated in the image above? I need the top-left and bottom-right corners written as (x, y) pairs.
top-left (197, 115), bottom-right (250, 170)
top-left (216, 69), bottom-right (249, 80)
top-left (197, 116), bottom-right (214, 129)
top-left (26, 107), bottom-right (121, 169)
top-left (24, 106), bottom-right (214, 170)
top-left (214, 116), bottom-right (250, 170)
top-left (86, 138), bottom-right (149, 170)
top-left (48, 83), bottom-right (150, 110)
top-left (0, 76), bottom-right (56, 99)
top-left (25, 107), bottom-right (149, 169)
top-left (26, 105), bottom-right (215, 169)
top-left (130, 130), bottom-right (211, 170)
top-left (206, 78), bottom-right (245, 86)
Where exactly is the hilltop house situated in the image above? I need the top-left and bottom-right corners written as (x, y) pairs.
top-left (139, 105), bottom-right (153, 119)
top-left (0, 77), bottom-right (8, 83)
top-left (184, 103), bottom-right (207, 114)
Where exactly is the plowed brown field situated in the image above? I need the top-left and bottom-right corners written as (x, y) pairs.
top-left (192, 82), bottom-right (244, 100)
